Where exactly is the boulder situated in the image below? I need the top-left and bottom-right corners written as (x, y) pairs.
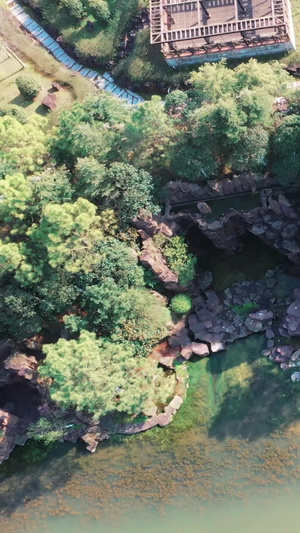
top-left (82, 426), bottom-right (109, 453)
top-left (191, 342), bottom-right (210, 357)
top-left (291, 372), bottom-right (300, 382)
top-left (4, 353), bottom-right (38, 381)
top-left (197, 202), bottom-right (211, 215)
top-left (210, 341), bottom-right (225, 353)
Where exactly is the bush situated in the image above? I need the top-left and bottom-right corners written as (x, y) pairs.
top-left (60, 0), bottom-right (86, 18)
top-left (0, 104), bottom-right (28, 124)
top-left (86, 0), bottom-right (110, 22)
top-left (15, 75), bottom-right (41, 100)
top-left (164, 236), bottom-right (197, 287)
top-left (171, 294), bottom-right (192, 314)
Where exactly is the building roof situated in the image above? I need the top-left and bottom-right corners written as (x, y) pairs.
top-left (150, 0), bottom-right (294, 61)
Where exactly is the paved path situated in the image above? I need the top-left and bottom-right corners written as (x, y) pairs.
top-left (6, 0), bottom-right (144, 106)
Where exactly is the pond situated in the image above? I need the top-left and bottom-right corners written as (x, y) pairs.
top-left (1, 331), bottom-right (300, 533)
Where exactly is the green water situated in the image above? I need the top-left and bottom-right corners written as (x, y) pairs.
top-left (2, 334), bottom-right (300, 533)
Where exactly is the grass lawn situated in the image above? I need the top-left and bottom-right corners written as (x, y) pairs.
top-left (0, 44), bottom-right (74, 119)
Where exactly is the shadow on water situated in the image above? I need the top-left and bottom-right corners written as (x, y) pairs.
top-left (0, 441), bottom-right (77, 516)
top-left (208, 341), bottom-right (300, 441)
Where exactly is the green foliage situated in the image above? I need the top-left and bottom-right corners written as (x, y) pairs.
top-left (80, 283), bottom-right (171, 347)
top-left (123, 96), bottom-right (177, 174)
top-left (271, 115), bottom-right (300, 184)
top-left (85, 0), bottom-right (110, 21)
top-left (0, 104), bottom-right (28, 124)
top-left (29, 167), bottom-right (73, 206)
top-left (28, 198), bottom-right (103, 274)
top-left (171, 59), bottom-right (289, 179)
top-left (231, 302), bottom-right (257, 316)
top-left (170, 294), bottom-right (192, 314)
top-left (163, 236), bottom-right (197, 287)
top-left (40, 330), bottom-right (168, 419)
top-left (60, 0), bottom-right (86, 19)
top-left (74, 156), bottom-right (106, 199)
top-left (15, 75), bottom-right (41, 100)
top-left (0, 116), bottom-right (48, 173)
top-left (0, 287), bottom-right (42, 340)
top-left (27, 417), bottom-right (67, 445)
top-left (101, 163), bottom-right (158, 223)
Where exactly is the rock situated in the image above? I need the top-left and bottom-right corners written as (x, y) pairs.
top-left (197, 202), bottom-right (211, 215)
top-left (139, 238), bottom-right (180, 291)
top-left (166, 395), bottom-right (183, 413)
top-left (0, 410), bottom-right (27, 464)
top-left (291, 348), bottom-right (300, 361)
top-left (286, 301), bottom-right (300, 318)
top-left (42, 94), bottom-right (57, 111)
top-left (266, 278), bottom-right (277, 289)
top-left (281, 206), bottom-right (298, 219)
top-left (267, 340), bottom-right (275, 349)
top-left (210, 342), bottom-right (225, 353)
top-left (245, 317), bottom-right (264, 332)
top-left (266, 328), bottom-right (275, 339)
top-left (52, 81), bottom-right (62, 91)
top-left (291, 371), bottom-right (300, 382)
top-left (191, 342), bottom-right (210, 357)
top-left (282, 223), bottom-right (299, 239)
top-left (151, 341), bottom-right (180, 368)
top-left (269, 198), bottom-right (282, 216)
top-left (4, 353), bottom-right (38, 381)
top-left (82, 427), bottom-right (109, 453)
top-left (248, 310), bottom-right (273, 322)
top-left (251, 223), bottom-right (266, 235)
top-left (198, 271), bottom-right (213, 291)
top-left (0, 340), bottom-right (13, 362)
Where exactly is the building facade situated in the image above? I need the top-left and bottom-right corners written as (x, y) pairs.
top-left (150, 0), bottom-right (296, 66)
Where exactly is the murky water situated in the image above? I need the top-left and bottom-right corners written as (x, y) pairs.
top-left (1, 333), bottom-right (300, 533)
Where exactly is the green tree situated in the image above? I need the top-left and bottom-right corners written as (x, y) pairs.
top-left (0, 116), bottom-right (48, 173)
top-left (123, 96), bottom-right (176, 174)
top-left (28, 198), bottom-right (103, 274)
top-left (271, 115), bottom-right (300, 184)
top-left (0, 286), bottom-right (42, 340)
top-left (101, 163), bottom-right (158, 223)
top-left (86, 0), bottom-right (110, 21)
top-left (60, 0), bottom-right (85, 18)
top-left (40, 330), bottom-right (167, 419)
top-left (15, 75), bottom-right (41, 100)
top-left (30, 167), bottom-right (73, 206)
top-left (74, 156), bottom-right (106, 199)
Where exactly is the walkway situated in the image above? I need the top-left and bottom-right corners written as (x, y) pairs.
top-left (6, 0), bottom-right (144, 106)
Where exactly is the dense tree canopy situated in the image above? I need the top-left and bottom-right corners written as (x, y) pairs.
top-left (0, 56), bottom-right (298, 431)
top-left (40, 330), bottom-right (169, 419)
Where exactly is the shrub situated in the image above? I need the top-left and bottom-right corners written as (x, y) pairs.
top-left (60, 0), bottom-right (86, 18)
top-left (86, 0), bottom-right (110, 22)
top-left (171, 294), bottom-right (192, 314)
top-left (0, 104), bottom-right (28, 124)
top-left (15, 75), bottom-right (41, 100)
top-left (164, 236), bottom-right (197, 287)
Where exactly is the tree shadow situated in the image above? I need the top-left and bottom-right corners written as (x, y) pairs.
top-left (0, 440), bottom-right (78, 516)
top-left (208, 358), bottom-right (300, 441)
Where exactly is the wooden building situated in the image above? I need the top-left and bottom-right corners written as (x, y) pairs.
top-left (150, 0), bottom-right (296, 66)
